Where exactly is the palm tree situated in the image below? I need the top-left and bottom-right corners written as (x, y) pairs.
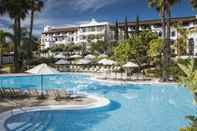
top-left (135, 16), bottom-right (140, 35)
top-left (29, 0), bottom-right (44, 40)
top-left (0, 0), bottom-right (30, 72)
top-left (28, 0), bottom-right (43, 65)
top-left (173, 23), bottom-right (188, 56)
top-left (124, 16), bottom-right (129, 40)
top-left (115, 20), bottom-right (119, 42)
top-left (147, 0), bottom-right (180, 81)
top-left (190, 0), bottom-right (197, 10)
top-left (178, 59), bottom-right (197, 94)
top-left (20, 28), bottom-right (39, 68)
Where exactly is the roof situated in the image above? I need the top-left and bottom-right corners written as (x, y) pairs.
top-left (42, 16), bottom-right (197, 33)
top-left (80, 19), bottom-right (109, 28)
top-left (43, 27), bottom-right (78, 34)
top-left (112, 16), bottom-right (197, 28)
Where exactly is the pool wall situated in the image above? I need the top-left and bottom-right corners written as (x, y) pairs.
top-left (0, 95), bottom-right (110, 131)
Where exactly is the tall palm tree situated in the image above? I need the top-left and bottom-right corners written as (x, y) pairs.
top-left (29, 0), bottom-right (43, 40)
top-left (147, 0), bottom-right (180, 81)
top-left (0, 0), bottom-right (30, 72)
top-left (28, 0), bottom-right (43, 65)
top-left (115, 20), bottom-right (119, 42)
top-left (135, 16), bottom-right (140, 35)
top-left (124, 16), bottom-right (129, 40)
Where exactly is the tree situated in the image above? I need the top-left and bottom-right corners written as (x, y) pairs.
top-left (29, 0), bottom-right (43, 41)
top-left (178, 59), bottom-right (197, 93)
top-left (0, 30), bottom-right (14, 64)
top-left (17, 28), bottom-right (39, 69)
top-left (179, 116), bottom-right (197, 131)
top-left (190, 0), bottom-right (197, 10)
top-left (28, 0), bottom-right (44, 64)
top-left (135, 16), bottom-right (140, 35)
top-left (148, 38), bottom-right (163, 64)
top-left (147, 0), bottom-right (180, 81)
top-left (0, 0), bottom-right (30, 72)
top-left (148, 38), bottom-right (163, 77)
top-left (113, 40), bottom-right (131, 65)
top-left (90, 41), bottom-right (108, 55)
top-left (0, 30), bottom-right (8, 64)
top-left (115, 20), bottom-right (119, 42)
top-left (174, 24), bottom-right (188, 56)
top-left (124, 16), bottom-right (129, 40)
top-left (50, 44), bottom-right (65, 53)
top-left (113, 31), bottom-right (158, 67)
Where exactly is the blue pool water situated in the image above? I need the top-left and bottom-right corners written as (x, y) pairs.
top-left (1, 73), bottom-right (197, 131)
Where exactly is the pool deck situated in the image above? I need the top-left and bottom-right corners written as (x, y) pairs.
top-left (0, 95), bottom-right (109, 113)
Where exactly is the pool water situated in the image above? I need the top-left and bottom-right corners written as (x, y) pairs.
top-left (2, 73), bottom-right (197, 131)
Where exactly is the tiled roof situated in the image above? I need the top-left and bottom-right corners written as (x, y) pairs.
top-left (43, 16), bottom-right (196, 33)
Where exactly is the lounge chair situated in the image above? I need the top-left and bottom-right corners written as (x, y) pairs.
top-left (69, 92), bottom-right (86, 100)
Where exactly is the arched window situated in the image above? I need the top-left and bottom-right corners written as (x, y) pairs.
top-left (188, 38), bottom-right (194, 56)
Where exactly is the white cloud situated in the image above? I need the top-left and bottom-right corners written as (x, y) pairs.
top-left (43, 0), bottom-right (118, 12)
top-left (0, 26), bottom-right (13, 33)
top-left (70, 0), bottom-right (118, 12)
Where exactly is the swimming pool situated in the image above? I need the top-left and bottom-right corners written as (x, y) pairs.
top-left (1, 73), bottom-right (197, 131)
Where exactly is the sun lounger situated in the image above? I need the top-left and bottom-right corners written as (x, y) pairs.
top-left (69, 92), bottom-right (86, 100)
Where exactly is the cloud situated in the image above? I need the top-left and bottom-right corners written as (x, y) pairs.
top-left (0, 14), bottom-right (46, 36)
top-left (43, 0), bottom-right (119, 12)
top-left (70, 0), bottom-right (118, 12)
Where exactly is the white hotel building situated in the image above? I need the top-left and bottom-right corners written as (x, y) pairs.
top-left (41, 16), bottom-right (197, 55)
top-left (41, 19), bottom-right (113, 49)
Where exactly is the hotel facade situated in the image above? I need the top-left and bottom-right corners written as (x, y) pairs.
top-left (41, 19), bottom-right (114, 49)
top-left (41, 16), bottom-right (197, 55)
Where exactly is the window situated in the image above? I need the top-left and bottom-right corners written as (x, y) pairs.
top-left (153, 24), bottom-right (161, 28)
top-left (91, 27), bottom-right (96, 32)
top-left (97, 26), bottom-right (104, 31)
top-left (81, 36), bottom-right (86, 40)
top-left (82, 28), bottom-right (86, 32)
top-left (158, 32), bottom-right (162, 37)
top-left (171, 31), bottom-right (176, 37)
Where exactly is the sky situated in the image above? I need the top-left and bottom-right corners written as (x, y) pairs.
top-left (0, 0), bottom-right (196, 36)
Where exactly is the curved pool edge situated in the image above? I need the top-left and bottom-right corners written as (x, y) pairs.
top-left (0, 95), bottom-right (110, 131)
top-left (91, 77), bottom-right (177, 85)
top-left (0, 72), bottom-right (93, 77)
